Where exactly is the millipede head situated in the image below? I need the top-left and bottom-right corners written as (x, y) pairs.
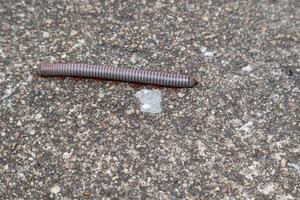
top-left (188, 78), bottom-right (198, 87)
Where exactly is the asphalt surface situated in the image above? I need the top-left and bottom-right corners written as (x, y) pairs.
top-left (1, 0), bottom-right (300, 199)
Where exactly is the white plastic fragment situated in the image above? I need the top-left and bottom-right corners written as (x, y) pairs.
top-left (135, 89), bottom-right (162, 113)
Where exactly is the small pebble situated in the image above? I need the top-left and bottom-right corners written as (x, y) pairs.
top-left (202, 16), bottom-right (209, 21)
top-left (130, 53), bottom-right (138, 64)
top-left (17, 121), bottom-right (22, 126)
top-left (29, 129), bottom-right (35, 135)
top-left (242, 65), bottom-right (253, 73)
top-left (63, 152), bottom-right (72, 160)
top-left (70, 30), bottom-right (77, 37)
top-left (178, 92), bottom-right (185, 97)
top-left (42, 31), bottom-right (50, 38)
top-left (83, 192), bottom-right (92, 196)
top-left (204, 51), bottom-right (214, 57)
top-left (35, 113), bottom-right (42, 119)
top-left (281, 159), bottom-right (287, 168)
top-left (50, 185), bottom-right (61, 194)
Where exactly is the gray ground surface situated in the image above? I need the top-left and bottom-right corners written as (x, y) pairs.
top-left (1, 0), bottom-right (300, 199)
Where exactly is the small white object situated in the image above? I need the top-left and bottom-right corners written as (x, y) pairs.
top-left (242, 65), bottom-right (253, 73)
top-left (177, 17), bottom-right (183, 22)
top-left (29, 129), bottom-right (35, 135)
top-left (240, 121), bottom-right (253, 132)
top-left (77, 39), bottom-right (85, 45)
top-left (259, 183), bottom-right (274, 195)
top-left (135, 89), bottom-right (162, 113)
top-left (63, 152), bottom-right (71, 160)
top-left (50, 185), bottom-right (61, 194)
top-left (35, 113), bottom-right (42, 119)
top-left (0, 48), bottom-right (6, 58)
top-left (177, 92), bottom-right (185, 97)
top-left (201, 46), bottom-right (214, 57)
top-left (42, 31), bottom-right (50, 38)
top-left (130, 53), bottom-right (138, 64)
top-left (17, 121), bottom-right (22, 126)
top-left (70, 30), bottom-right (77, 37)
top-left (98, 89), bottom-right (105, 99)
top-left (200, 46), bottom-right (207, 52)
top-left (204, 51), bottom-right (214, 57)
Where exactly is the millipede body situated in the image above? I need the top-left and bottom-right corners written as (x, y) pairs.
top-left (38, 63), bottom-right (198, 88)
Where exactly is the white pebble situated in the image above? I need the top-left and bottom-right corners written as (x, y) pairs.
top-left (200, 46), bottom-right (207, 52)
top-left (70, 30), bottom-right (77, 37)
top-left (42, 31), bottom-right (49, 38)
top-left (0, 48), bottom-right (6, 58)
top-left (63, 152), bottom-right (71, 160)
top-left (204, 51), bottom-right (214, 57)
top-left (130, 53), bottom-right (138, 64)
top-left (242, 65), bottom-right (253, 73)
top-left (177, 92), bottom-right (185, 97)
top-left (177, 17), bottom-right (183, 22)
top-left (35, 113), bottom-right (42, 119)
top-left (240, 121), bottom-right (253, 132)
top-left (50, 185), bottom-right (61, 194)
top-left (98, 89), bottom-right (105, 99)
top-left (29, 129), bottom-right (35, 135)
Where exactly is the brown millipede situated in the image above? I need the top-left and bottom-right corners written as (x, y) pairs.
top-left (37, 63), bottom-right (198, 88)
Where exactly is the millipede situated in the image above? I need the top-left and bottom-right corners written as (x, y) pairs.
top-left (38, 63), bottom-right (198, 88)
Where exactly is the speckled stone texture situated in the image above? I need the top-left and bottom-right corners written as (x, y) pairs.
top-left (1, 0), bottom-right (299, 199)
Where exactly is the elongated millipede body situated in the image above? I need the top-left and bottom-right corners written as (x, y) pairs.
top-left (38, 63), bottom-right (198, 88)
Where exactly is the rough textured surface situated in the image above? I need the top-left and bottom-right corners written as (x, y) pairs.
top-left (0, 0), bottom-right (299, 199)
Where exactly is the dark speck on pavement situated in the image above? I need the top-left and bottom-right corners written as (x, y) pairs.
top-left (1, 0), bottom-right (299, 199)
